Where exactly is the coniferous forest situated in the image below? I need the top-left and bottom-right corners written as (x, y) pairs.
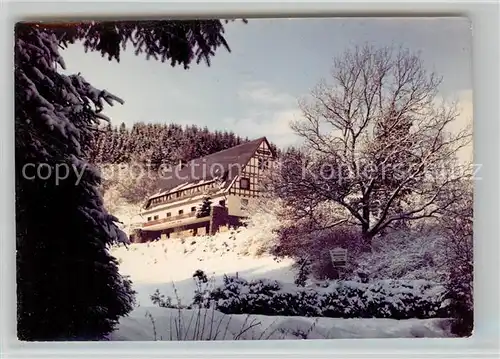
top-left (85, 122), bottom-right (277, 168)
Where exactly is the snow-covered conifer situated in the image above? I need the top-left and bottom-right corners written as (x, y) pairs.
top-left (15, 19), bottom-right (239, 340)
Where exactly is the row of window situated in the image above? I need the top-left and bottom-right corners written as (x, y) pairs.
top-left (148, 159), bottom-right (271, 209)
top-left (147, 208), bottom-right (192, 222)
top-left (147, 200), bottom-right (226, 222)
top-left (149, 182), bottom-right (219, 207)
top-left (256, 148), bottom-right (272, 156)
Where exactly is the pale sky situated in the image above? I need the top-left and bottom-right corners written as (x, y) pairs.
top-left (60, 17), bottom-right (473, 152)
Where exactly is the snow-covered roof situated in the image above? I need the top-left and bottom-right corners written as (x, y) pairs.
top-left (145, 137), bottom-right (273, 209)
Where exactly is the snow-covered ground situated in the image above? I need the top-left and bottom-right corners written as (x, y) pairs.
top-left (109, 230), bottom-right (454, 340)
top-left (111, 230), bottom-right (295, 306)
top-left (110, 306), bottom-right (453, 341)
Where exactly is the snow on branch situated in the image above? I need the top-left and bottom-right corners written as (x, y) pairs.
top-left (277, 45), bottom-right (472, 245)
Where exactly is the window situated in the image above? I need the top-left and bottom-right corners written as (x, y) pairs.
top-left (256, 149), bottom-right (271, 156)
top-left (219, 200), bottom-right (226, 207)
top-left (153, 215), bottom-right (159, 220)
top-left (191, 206), bottom-right (196, 212)
top-left (240, 177), bottom-right (250, 190)
top-left (241, 198), bottom-right (249, 207)
top-left (176, 192), bottom-right (181, 198)
top-left (179, 209), bottom-right (184, 215)
top-left (166, 212), bottom-right (171, 217)
top-left (258, 158), bottom-right (269, 170)
top-left (147, 216), bottom-right (152, 221)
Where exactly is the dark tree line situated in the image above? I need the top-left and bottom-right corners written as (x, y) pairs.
top-left (86, 122), bottom-right (249, 168)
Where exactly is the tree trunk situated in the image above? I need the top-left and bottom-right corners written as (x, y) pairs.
top-left (361, 199), bottom-right (372, 252)
top-left (361, 228), bottom-right (373, 253)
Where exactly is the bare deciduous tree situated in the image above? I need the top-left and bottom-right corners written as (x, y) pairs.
top-left (273, 45), bottom-right (472, 248)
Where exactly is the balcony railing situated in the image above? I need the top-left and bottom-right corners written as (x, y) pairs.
top-left (143, 210), bottom-right (209, 227)
top-left (147, 186), bottom-right (225, 209)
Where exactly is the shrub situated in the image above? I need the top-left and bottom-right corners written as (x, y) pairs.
top-left (152, 270), bottom-right (215, 310)
top-left (150, 289), bottom-right (175, 309)
top-left (206, 275), bottom-right (449, 320)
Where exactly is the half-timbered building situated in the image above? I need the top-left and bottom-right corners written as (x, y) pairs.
top-left (133, 137), bottom-right (275, 242)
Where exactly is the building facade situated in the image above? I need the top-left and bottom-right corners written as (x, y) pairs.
top-left (133, 137), bottom-right (275, 242)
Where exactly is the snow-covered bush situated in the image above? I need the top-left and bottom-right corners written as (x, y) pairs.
top-left (206, 275), bottom-right (449, 320)
top-left (351, 230), bottom-right (449, 282)
top-left (238, 196), bottom-right (287, 257)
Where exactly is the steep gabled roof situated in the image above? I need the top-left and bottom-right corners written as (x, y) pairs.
top-left (152, 137), bottom-right (269, 197)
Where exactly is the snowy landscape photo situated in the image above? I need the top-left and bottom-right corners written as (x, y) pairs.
top-left (15, 17), bottom-right (473, 341)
